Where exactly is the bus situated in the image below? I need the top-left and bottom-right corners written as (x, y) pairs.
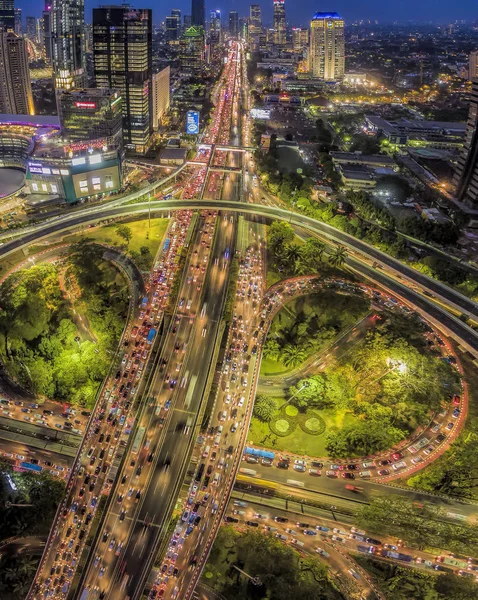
top-left (19, 462), bottom-right (43, 473)
top-left (141, 296), bottom-right (149, 309)
top-left (184, 375), bottom-right (197, 409)
top-left (286, 479), bottom-right (305, 488)
top-left (239, 468), bottom-right (257, 477)
top-left (132, 426), bottom-right (146, 454)
top-left (147, 328), bottom-right (157, 345)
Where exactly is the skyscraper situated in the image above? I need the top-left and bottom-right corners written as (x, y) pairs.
top-left (93, 6), bottom-right (152, 154)
top-left (273, 0), bottom-right (286, 47)
top-left (26, 16), bottom-right (36, 39)
top-left (452, 80), bottom-right (478, 207)
top-left (166, 14), bottom-right (180, 42)
top-left (191, 0), bottom-right (205, 28)
top-left (209, 10), bottom-right (221, 44)
top-left (51, 0), bottom-right (86, 89)
top-left (250, 4), bottom-right (261, 30)
top-left (13, 7), bottom-right (20, 34)
top-left (309, 12), bottom-right (345, 81)
top-left (228, 11), bottom-right (239, 38)
top-left (470, 51), bottom-right (478, 81)
top-left (152, 66), bottom-right (170, 130)
top-left (0, 31), bottom-right (34, 114)
top-left (42, 1), bottom-right (52, 62)
top-left (292, 27), bottom-right (308, 52)
top-left (179, 26), bottom-right (204, 74)
top-left (0, 1), bottom-right (14, 32)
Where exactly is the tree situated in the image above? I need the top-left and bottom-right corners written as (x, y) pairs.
top-left (328, 246), bottom-right (347, 268)
top-left (281, 344), bottom-right (306, 369)
top-left (115, 224), bottom-right (133, 245)
top-left (263, 339), bottom-right (281, 361)
top-left (253, 395), bottom-right (277, 422)
top-left (435, 573), bottom-right (478, 600)
top-left (267, 221), bottom-right (294, 252)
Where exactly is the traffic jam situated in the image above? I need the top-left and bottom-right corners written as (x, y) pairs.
top-left (225, 500), bottom-right (478, 582)
top-left (32, 211), bottom-right (192, 600)
top-left (149, 233), bottom-right (265, 599)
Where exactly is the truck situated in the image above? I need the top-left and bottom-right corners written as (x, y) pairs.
top-left (20, 462), bottom-right (43, 473)
top-left (141, 296), bottom-right (149, 309)
top-left (147, 328), bottom-right (157, 345)
top-left (345, 484), bottom-right (363, 492)
top-left (381, 549), bottom-right (413, 562)
top-left (357, 545), bottom-right (374, 554)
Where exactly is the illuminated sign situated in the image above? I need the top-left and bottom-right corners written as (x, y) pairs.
top-left (110, 96), bottom-right (122, 108)
top-left (63, 139), bottom-right (107, 154)
top-left (74, 101), bottom-right (97, 109)
top-left (186, 111), bottom-right (200, 135)
top-left (71, 157), bottom-right (86, 166)
top-left (29, 166), bottom-right (43, 173)
top-left (89, 154), bottom-right (102, 165)
top-left (42, 167), bottom-right (51, 175)
top-left (250, 108), bottom-right (271, 120)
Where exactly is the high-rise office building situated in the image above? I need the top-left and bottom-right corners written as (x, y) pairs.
top-left (452, 80), bottom-right (478, 207)
top-left (0, 31), bottom-right (34, 114)
top-left (57, 88), bottom-right (123, 147)
top-left (36, 17), bottom-right (44, 46)
top-left (309, 12), bottom-right (345, 81)
top-left (172, 9), bottom-right (181, 36)
top-left (228, 11), bottom-right (239, 38)
top-left (0, 0), bottom-right (14, 32)
top-left (166, 14), bottom-right (180, 42)
top-left (250, 4), bottom-right (261, 30)
top-left (273, 0), bottom-right (286, 46)
top-left (191, 0), bottom-right (205, 28)
top-left (42, 2), bottom-right (52, 62)
top-left (470, 51), bottom-right (478, 81)
top-left (184, 14), bottom-right (192, 29)
top-left (209, 10), bottom-right (221, 44)
top-left (292, 27), bottom-right (308, 52)
top-left (179, 26), bottom-right (204, 74)
top-left (93, 6), bottom-right (152, 154)
top-left (152, 66), bottom-right (170, 130)
top-left (26, 16), bottom-right (36, 39)
top-left (51, 0), bottom-right (86, 89)
top-left (13, 7), bottom-right (20, 34)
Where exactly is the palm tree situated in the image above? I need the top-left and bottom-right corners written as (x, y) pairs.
top-left (293, 258), bottom-right (309, 276)
top-left (263, 339), bottom-right (281, 361)
top-left (328, 246), bottom-right (347, 268)
top-left (281, 344), bottom-right (306, 368)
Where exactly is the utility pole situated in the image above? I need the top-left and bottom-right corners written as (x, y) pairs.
top-left (232, 565), bottom-right (262, 586)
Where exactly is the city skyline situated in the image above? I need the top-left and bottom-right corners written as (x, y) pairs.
top-left (12, 0), bottom-right (478, 25)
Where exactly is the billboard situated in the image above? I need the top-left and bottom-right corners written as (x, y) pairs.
top-left (251, 108), bottom-right (271, 120)
top-left (186, 111), bottom-right (200, 135)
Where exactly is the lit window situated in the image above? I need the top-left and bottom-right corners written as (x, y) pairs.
top-left (52, 168), bottom-right (60, 175)
top-left (32, 183), bottom-right (38, 191)
top-left (41, 184), bottom-right (47, 192)
top-left (79, 180), bottom-right (88, 187)
top-left (105, 181), bottom-right (114, 189)
top-left (92, 177), bottom-right (101, 185)
top-left (93, 184), bottom-right (101, 191)
top-left (50, 184), bottom-right (58, 193)
top-left (60, 169), bottom-right (69, 176)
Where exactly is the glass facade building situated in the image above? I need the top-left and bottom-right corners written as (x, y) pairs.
top-left (93, 6), bottom-right (152, 154)
top-left (309, 12), bottom-right (345, 81)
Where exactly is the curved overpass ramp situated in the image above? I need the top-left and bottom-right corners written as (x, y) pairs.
top-left (1, 199), bottom-right (478, 356)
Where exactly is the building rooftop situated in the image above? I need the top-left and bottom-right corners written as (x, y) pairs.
top-left (312, 12), bottom-right (342, 20)
top-left (0, 114), bottom-right (60, 128)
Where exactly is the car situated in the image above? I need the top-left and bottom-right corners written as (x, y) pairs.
top-left (378, 459), bottom-right (392, 466)
top-left (274, 516), bottom-right (288, 523)
top-left (294, 459), bottom-right (306, 466)
top-left (446, 422), bottom-right (454, 430)
top-left (391, 452), bottom-right (403, 461)
top-left (452, 408), bottom-right (460, 418)
top-left (377, 469), bottom-right (390, 476)
top-left (304, 529), bottom-right (317, 536)
top-left (294, 464), bottom-right (306, 472)
top-left (119, 510), bottom-right (126, 521)
top-left (342, 472), bottom-right (355, 480)
top-left (277, 461), bottom-right (289, 469)
top-left (309, 469), bottom-right (321, 476)
top-left (326, 470), bottom-right (338, 477)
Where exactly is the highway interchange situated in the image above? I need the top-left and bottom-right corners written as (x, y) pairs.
top-left (0, 40), bottom-right (476, 600)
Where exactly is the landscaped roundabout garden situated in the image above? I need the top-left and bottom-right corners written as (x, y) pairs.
top-left (249, 279), bottom-right (463, 460)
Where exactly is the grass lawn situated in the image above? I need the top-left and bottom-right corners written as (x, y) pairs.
top-left (248, 396), bottom-right (358, 458)
top-left (260, 356), bottom-right (290, 376)
top-left (65, 217), bottom-right (169, 257)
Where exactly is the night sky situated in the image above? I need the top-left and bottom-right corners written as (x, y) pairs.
top-left (14, 0), bottom-right (477, 26)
